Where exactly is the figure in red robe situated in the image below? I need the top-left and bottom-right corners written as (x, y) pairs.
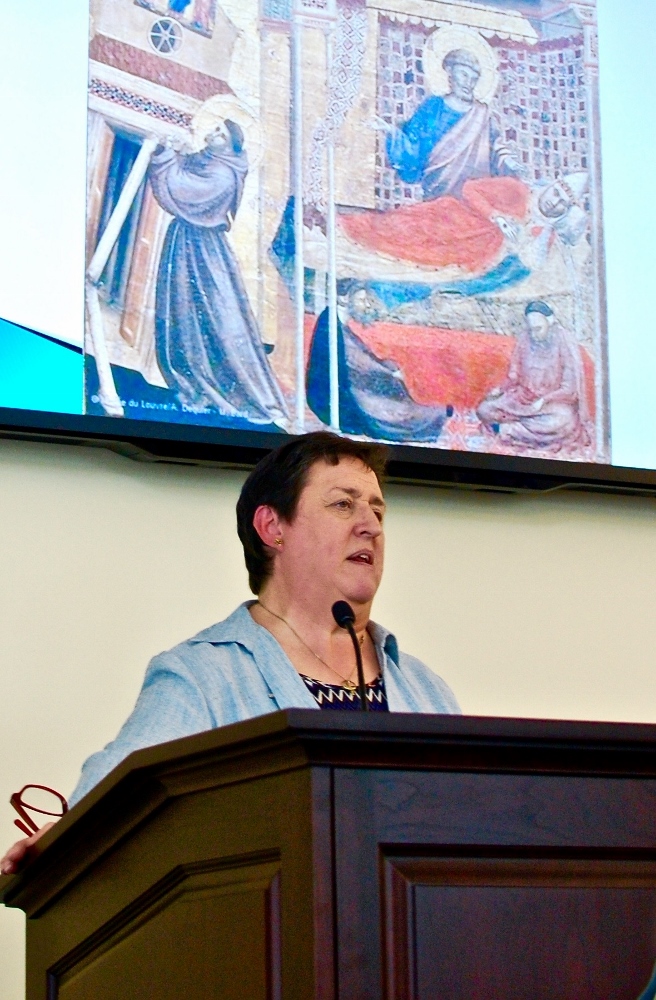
top-left (476, 301), bottom-right (590, 450)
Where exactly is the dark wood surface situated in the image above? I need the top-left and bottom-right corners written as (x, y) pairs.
top-left (3, 711), bottom-right (656, 999)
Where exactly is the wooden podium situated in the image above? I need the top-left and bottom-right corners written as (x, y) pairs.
top-left (3, 710), bottom-right (656, 1000)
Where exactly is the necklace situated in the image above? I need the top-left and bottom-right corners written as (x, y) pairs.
top-left (256, 600), bottom-right (365, 691)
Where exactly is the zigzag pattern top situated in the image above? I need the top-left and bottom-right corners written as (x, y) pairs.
top-left (300, 674), bottom-right (389, 712)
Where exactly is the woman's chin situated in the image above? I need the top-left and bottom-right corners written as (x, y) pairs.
top-left (339, 580), bottom-right (379, 608)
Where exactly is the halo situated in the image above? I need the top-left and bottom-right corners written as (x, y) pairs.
top-left (423, 25), bottom-right (499, 106)
top-left (190, 94), bottom-right (263, 166)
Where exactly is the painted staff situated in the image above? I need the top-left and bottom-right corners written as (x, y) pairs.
top-left (86, 135), bottom-right (159, 418)
top-left (291, 17), bottom-right (306, 434)
top-left (325, 23), bottom-right (339, 432)
top-left (291, 0), bottom-right (339, 434)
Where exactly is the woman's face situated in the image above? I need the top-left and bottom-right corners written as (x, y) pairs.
top-left (277, 457), bottom-right (386, 611)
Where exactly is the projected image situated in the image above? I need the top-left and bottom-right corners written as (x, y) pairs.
top-left (84, 0), bottom-right (607, 459)
top-left (133, 0), bottom-right (218, 39)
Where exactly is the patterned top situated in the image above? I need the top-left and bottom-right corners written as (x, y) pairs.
top-left (300, 674), bottom-right (389, 711)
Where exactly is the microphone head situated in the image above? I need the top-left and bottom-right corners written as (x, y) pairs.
top-left (332, 600), bottom-right (355, 628)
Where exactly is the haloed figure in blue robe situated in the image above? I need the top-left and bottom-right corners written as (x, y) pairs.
top-left (149, 121), bottom-right (288, 425)
top-left (386, 48), bottom-right (518, 200)
top-left (306, 280), bottom-right (447, 442)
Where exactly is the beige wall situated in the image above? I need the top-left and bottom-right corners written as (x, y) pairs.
top-left (1, 437), bottom-right (655, 998)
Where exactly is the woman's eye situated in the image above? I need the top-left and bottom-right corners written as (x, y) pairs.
top-left (335, 500), bottom-right (352, 510)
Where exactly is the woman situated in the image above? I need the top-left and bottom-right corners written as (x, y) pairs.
top-left (1, 432), bottom-right (459, 875)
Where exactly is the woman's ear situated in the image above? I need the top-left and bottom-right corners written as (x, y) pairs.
top-left (252, 505), bottom-right (284, 549)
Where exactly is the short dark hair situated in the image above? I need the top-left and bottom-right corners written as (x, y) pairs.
top-left (525, 300), bottom-right (553, 317)
top-left (236, 432), bottom-right (389, 594)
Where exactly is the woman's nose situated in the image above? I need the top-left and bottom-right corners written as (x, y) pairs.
top-left (355, 503), bottom-right (383, 536)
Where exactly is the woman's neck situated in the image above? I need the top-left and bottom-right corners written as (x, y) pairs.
top-left (249, 593), bottom-right (378, 686)
top-left (256, 583), bottom-right (371, 638)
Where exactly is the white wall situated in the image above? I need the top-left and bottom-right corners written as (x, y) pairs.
top-left (1, 438), bottom-right (655, 998)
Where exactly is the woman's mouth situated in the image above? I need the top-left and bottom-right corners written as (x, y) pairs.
top-left (347, 551), bottom-right (373, 565)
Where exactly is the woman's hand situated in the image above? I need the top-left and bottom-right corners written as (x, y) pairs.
top-left (0, 823), bottom-right (55, 876)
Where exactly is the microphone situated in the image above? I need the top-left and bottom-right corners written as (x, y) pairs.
top-left (332, 601), bottom-right (369, 711)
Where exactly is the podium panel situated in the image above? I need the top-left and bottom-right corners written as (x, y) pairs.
top-left (333, 767), bottom-right (656, 998)
top-left (53, 860), bottom-right (281, 1000)
top-left (385, 857), bottom-right (656, 1000)
top-left (3, 711), bottom-right (656, 1000)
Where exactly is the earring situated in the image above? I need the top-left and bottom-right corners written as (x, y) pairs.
top-left (274, 537), bottom-right (283, 546)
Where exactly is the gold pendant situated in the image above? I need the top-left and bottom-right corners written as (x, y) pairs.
top-left (344, 679), bottom-right (357, 693)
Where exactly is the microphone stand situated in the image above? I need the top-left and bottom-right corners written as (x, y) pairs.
top-left (346, 621), bottom-right (368, 711)
top-left (332, 601), bottom-right (369, 712)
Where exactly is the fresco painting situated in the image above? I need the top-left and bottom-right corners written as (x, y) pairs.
top-left (85, 0), bottom-right (607, 459)
top-left (133, 0), bottom-right (218, 39)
